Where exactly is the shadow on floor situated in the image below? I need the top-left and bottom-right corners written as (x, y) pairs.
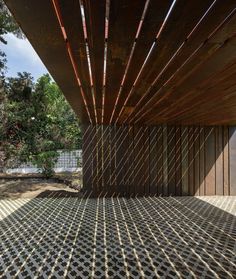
top-left (0, 195), bottom-right (235, 278)
top-left (0, 178), bottom-right (79, 199)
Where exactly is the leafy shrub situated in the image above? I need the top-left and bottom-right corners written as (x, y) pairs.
top-left (32, 151), bottom-right (59, 178)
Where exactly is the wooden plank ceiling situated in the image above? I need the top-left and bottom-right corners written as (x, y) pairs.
top-left (5, 0), bottom-right (236, 125)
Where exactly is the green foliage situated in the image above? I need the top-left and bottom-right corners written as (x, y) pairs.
top-left (0, 0), bottom-right (23, 75)
top-left (0, 1), bottom-right (81, 176)
top-left (1, 73), bottom-right (82, 176)
top-left (31, 151), bottom-right (59, 178)
top-left (0, 72), bottom-right (34, 170)
top-left (0, 0), bottom-right (23, 43)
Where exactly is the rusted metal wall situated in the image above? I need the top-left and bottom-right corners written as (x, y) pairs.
top-left (82, 125), bottom-right (236, 197)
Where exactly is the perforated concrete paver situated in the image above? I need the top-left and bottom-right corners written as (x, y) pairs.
top-left (0, 195), bottom-right (235, 278)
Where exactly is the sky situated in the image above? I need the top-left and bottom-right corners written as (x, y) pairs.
top-left (2, 33), bottom-right (49, 81)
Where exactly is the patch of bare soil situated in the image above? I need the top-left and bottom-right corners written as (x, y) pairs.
top-left (0, 178), bottom-right (78, 199)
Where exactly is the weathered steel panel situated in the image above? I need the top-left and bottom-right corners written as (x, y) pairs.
top-left (82, 125), bottom-right (235, 197)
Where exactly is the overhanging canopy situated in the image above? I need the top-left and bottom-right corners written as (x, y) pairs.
top-left (5, 0), bottom-right (236, 125)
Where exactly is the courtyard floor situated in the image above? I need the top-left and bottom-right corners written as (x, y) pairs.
top-left (0, 194), bottom-right (235, 278)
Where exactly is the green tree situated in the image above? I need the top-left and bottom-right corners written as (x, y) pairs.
top-left (0, 0), bottom-right (23, 74)
top-left (37, 74), bottom-right (82, 150)
top-left (0, 1), bottom-right (81, 175)
top-left (1, 72), bottom-right (34, 169)
top-left (0, 0), bottom-right (22, 40)
top-left (0, 73), bottom-right (82, 176)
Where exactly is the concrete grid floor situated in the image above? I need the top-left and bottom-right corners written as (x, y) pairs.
top-left (0, 195), bottom-right (235, 278)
